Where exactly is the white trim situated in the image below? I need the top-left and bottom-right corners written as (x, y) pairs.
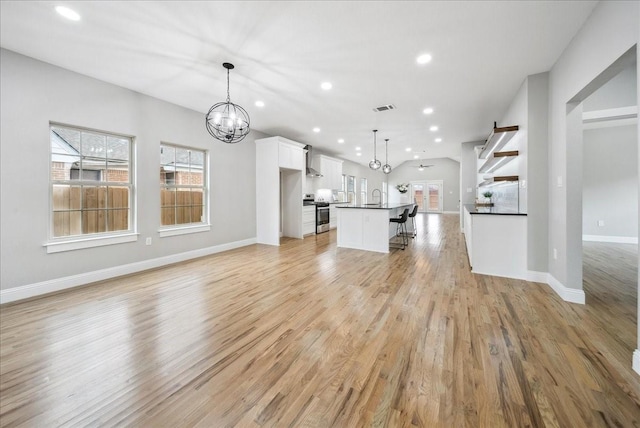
top-left (44, 233), bottom-right (139, 253)
top-left (472, 268), bottom-right (529, 281)
top-left (526, 270), bottom-right (549, 283)
top-left (633, 350), bottom-right (640, 376)
top-left (158, 224), bottom-right (211, 238)
top-left (582, 106), bottom-right (637, 122)
top-left (443, 211), bottom-right (459, 214)
top-left (2, 237), bottom-right (257, 304)
top-left (547, 274), bottom-right (585, 304)
top-left (583, 235), bottom-right (638, 244)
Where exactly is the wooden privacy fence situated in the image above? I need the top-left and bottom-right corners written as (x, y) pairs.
top-left (53, 187), bottom-right (203, 237)
top-left (160, 189), bottom-right (203, 225)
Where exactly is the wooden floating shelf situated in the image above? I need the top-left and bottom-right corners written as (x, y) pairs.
top-left (478, 175), bottom-right (519, 187)
top-left (478, 125), bottom-right (519, 159)
top-left (478, 150), bottom-right (519, 173)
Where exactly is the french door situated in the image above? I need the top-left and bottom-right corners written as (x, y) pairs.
top-left (426, 180), bottom-right (443, 212)
top-left (410, 182), bottom-right (427, 213)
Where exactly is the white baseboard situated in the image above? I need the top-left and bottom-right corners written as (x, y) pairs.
top-left (547, 274), bottom-right (586, 304)
top-left (443, 211), bottom-right (460, 214)
top-left (0, 237), bottom-right (257, 305)
top-left (583, 235), bottom-right (638, 244)
top-left (526, 270), bottom-right (549, 283)
top-left (634, 350), bottom-right (640, 376)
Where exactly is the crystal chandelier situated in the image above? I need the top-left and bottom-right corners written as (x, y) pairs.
top-left (205, 63), bottom-right (250, 143)
top-left (369, 130), bottom-right (381, 170)
top-left (382, 138), bottom-right (392, 174)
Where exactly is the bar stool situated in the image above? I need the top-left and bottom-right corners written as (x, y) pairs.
top-left (389, 208), bottom-right (409, 250)
top-left (407, 204), bottom-right (418, 238)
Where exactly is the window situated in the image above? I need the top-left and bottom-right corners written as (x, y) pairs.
top-left (360, 178), bottom-right (367, 204)
top-left (382, 180), bottom-right (388, 204)
top-left (50, 123), bottom-right (133, 240)
top-left (160, 143), bottom-right (207, 232)
top-left (347, 175), bottom-right (356, 203)
top-left (336, 174), bottom-right (346, 202)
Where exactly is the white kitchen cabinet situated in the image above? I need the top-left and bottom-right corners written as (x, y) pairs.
top-left (329, 204), bottom-right (337, 229)
top-left (303, 206), bottom-right (316, 236)
top-left (279, 142), bottom-right (303, 170)
top-left (256, 136), bottom-right (306, 246)
top-left (312, 155), bottom-right (343, 190)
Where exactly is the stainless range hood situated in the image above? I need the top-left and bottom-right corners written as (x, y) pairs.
top-left (304, 145), bottom-right (323, 177)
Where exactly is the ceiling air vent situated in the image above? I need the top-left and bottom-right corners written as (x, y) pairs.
top-left (373, 104), bottom-right (396, 112)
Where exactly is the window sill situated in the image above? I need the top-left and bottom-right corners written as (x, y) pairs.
top-left (158, 224), bottom-right (211, 238)
top-left (44, 233), bottom-right (139, 254)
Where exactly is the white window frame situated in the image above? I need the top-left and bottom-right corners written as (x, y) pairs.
top-left (158, 142), bottom-right (210, 238)
top-left (360, 177), bottom-right (367, 204)
top-left (45, 123), bottom-right (137, 254)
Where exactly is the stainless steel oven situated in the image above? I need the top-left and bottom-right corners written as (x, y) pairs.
top-left (316, 203), bottom-right (330, 234)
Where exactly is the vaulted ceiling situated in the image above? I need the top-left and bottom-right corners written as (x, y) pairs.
top-left (0, 1), bottom-right (598, 166)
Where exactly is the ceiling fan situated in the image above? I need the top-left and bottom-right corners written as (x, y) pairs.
top-left (411, 162), bottom-right (434, 171)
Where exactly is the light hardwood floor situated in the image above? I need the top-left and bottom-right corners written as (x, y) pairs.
top-left (1, 214), bottom-right (639, 427)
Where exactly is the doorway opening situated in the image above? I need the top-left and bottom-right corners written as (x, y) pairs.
top-left (566, 45), bottom-right (638, 374)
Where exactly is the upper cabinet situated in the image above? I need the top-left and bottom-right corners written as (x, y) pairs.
top-left (312, 155), bottom-right (343, 190)
top-left (279, 142), bottom-right (304, 170)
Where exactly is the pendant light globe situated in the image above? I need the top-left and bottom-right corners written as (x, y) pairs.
top-left (382, 138), bottom-right (392, 174)
top-left (369, 130), bottom-right (381, 170)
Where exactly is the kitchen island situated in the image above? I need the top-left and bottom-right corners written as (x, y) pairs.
top-left (336, 203), bottom-right (415, 253)
top-left (463, 204), bottom-right (528, 279)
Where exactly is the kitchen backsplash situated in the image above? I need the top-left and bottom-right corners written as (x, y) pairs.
top-left (481, 182), bottom-right (519, 212)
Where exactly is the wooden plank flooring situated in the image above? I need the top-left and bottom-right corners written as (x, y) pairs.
top-left (1, 214), bottom-right (639, 427)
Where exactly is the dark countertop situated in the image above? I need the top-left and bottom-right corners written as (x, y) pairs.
top-left (336, 202), bottom-right (414, 210)
top-left (464, 204), bottom-right (527, 216)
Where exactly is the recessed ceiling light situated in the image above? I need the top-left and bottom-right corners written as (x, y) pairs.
top-left (413, 155), bottom-right (419, 159)
top-left (435, 137), bottom-right (442, 143)
top-left (337, 138), bottom-right (345, 144)
top-left (429, 125), bottom-right (438, 132)
top-left (255, 100), bottom-right (265, 107)
top-left (416, 53), bottom-right (432, 64)
top-left (55, 5), bottom-right (81, 21)
top-left (356, 152), bottom-right (362, 156)
top-left (355, 146), bottom-right (361, 151)
top-left (313, 127), bottom-right (320, 133)
top-left (423, 107), bottom-right (434, 115)
top-left (321, 82), bottom-right (332, 90)
top-left (405, 148), bottom-right (412, 152)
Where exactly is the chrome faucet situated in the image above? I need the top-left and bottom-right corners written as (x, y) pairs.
top-left (372, 189), bottom-right (381, 204)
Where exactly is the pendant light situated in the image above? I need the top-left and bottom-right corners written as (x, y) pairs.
top-left (205, 62), bottom-right (250, 143)
top-left (382, 138), bottom-right (392, 174)
top-left (369, 130), bottom-right (381, 170)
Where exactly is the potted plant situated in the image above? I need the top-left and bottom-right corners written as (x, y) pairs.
top-left (396, 183), bottom-right (409, 194)
top-left (483, 191), bottom-right (493, 202)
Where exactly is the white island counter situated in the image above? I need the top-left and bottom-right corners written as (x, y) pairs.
top-left (336, 203), bottom-right (415, 253)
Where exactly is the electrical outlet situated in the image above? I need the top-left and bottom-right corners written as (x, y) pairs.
top-left (553, 248), bottom-right (558, 260)
top-left (145, 237), bottom-right (152, 246)
top-left (557, 176), bottom-right (563, 187)
top-left (466, 187), bottom-right (472, 193)
top-left (597, 220), bottom-right (605, 227)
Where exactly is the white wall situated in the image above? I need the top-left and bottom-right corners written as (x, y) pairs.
top-left (583, 125), bottom-right (638, 239)
top-left (527, 73), bottom-right (550, 272)
top-left (459, 140), bottom-right (485, 229)
top-left (547, 1), bottom-right (639, 290)
top-left (0, 48), bottom-right (261, 291)
top-left (583, 64), bottom-right (637, 111)
top-left (388, 158), bottom-right (460, 212)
